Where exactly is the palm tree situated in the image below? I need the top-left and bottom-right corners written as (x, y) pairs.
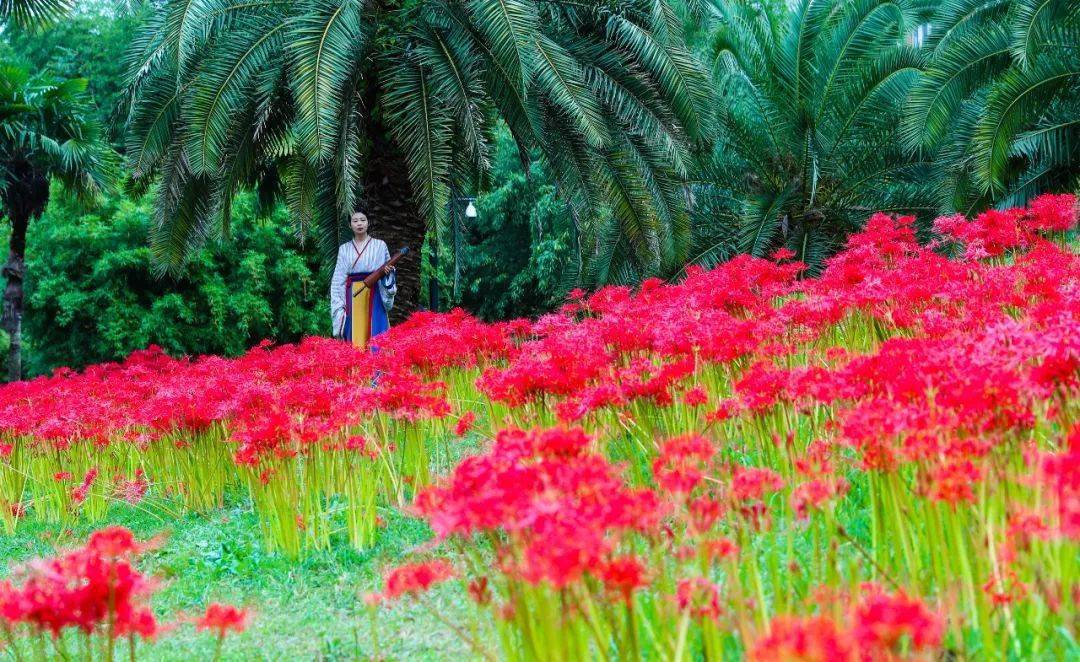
top-left (0, 63), bottom-right (116, 380)
top-left (698, 0), bottom-right (935, 270)
top-left (902, 0), bottom-right (1080, 213)
top-left (122, 0), bottom-right (710, 316)
top-left (0, 0), bottom-right (71, 28)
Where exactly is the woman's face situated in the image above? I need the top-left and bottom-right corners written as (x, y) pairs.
top-left (350, 213), bottom-right (369, 235)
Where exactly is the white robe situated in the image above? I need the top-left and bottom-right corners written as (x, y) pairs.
top-left (329, 238), bottom-right (397, 336)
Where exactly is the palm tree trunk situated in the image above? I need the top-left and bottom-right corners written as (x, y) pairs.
top-left (359, 147), bottom-right (426, 325)
top-left (2, 210), bottom-right (29, 382)
top-left (1, 166), bottom-right (49, 382)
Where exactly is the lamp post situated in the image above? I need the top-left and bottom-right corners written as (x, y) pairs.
top-left (430, 196), bottom-right (477, 312)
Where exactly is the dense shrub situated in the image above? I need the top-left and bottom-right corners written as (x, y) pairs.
top-left (20, 189), bottom-right (325, 375)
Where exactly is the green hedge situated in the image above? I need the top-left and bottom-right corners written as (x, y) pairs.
top-left (18, 189), bottom-right (326, 376)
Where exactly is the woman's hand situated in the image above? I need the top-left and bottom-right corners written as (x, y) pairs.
top-left (382, 265), bottom-right (395, 277)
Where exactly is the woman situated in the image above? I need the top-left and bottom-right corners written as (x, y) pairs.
top-left (330, 211), bottom-right (396, 346)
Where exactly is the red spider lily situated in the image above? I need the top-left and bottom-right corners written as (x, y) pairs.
top-left (732, 467), bottom-right (785, 502)
top-left (454, 411), bottom-right (477, 436)
top-left (71, 467), bottom-right (98, 505)
top-left (0, 526), bottom-right (159, 639)
top-left (750, 615), bottom-right (856, 662)
top-left (1034, 426), bottom-right (1080, 539)
top-left (929, 193), bottom-right (1074, 259)
top-left (983, 571), bottom-right (1029, 607)
top-left (682, 386), bottom-right (708, 407)
top-left (687, 496), bottom-right (725, 532)
top-left (195, 603), bottom-right (249, 636)
top-left (1024, 193), bottom-right (1077, 233)
top-left (414, 427), bottom-right (663, 588)
top-left (850, 588), bottom-right (943, 656)
top-left (0, 194), bottom-right (1077, 658)
top-left (598, 555), bottom-right (650, 602)
top-left (653, 435), bottom-right (715, 494)
top-left (675, 578), bottom-right (723, 621)
top-left (467, 577), bottom-right (491, 606)
top-left (928, 459), bottom-right (983, 505)
top-left (701, 537), bottom-right (739, 562)
top-left (1005, 510), bottom-right (1052, 550)
top-left (85, 525), bottom-right (148, 557)
top-left (114, 470), bottom-right (149, 505)
top-left (771, 247), bottom-right (797, 262)
top-left (792, 477), bottom-right (850, 519)
top-left (342, 435), bottom-right (375, 457)
top-left (372, 560), bottom-right (456, 603)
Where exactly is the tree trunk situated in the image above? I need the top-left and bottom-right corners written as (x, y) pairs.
top-left (1, 165), bottom-right (49, 382)
top-left (1, 241), bottom-right (25, 383)
top-left (359, 144), bottom-right (426, 325)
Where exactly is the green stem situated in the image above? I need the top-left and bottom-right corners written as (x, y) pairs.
top-left (419, 599), bottom-right (497, 662)
top-left (2, 622), bottom-right (24, 662)
top-left (212, 633), bottom-right (224, 662)
top-left (672, 610), bottom-right (691, 662)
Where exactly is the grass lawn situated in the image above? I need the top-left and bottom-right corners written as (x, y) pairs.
top-left (0, 496), bottom-right (473, 660)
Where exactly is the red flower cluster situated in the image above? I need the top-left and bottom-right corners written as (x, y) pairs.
top-left (750, 615), bottom-right (853, 661)
top-left (0, 527), bottom-right (158, 639)
top-left (598, 555), bottom-right (650, 601)
top-left (732, 467), bottom-right (785, 502)
top-left (0, 193), bottom-right (1075, 657)
top-left (1034, 425), bottom-right (1080, 540)
top-left (195, 603), bottom-right (249, 637)
top-left (653, 435), bottom-right (715, 494)
top-left (414, 427), bottom-right (663, 588)
top-left (850, 587), bottom-right (944, 655)
top-left (933, 193), bottom-right (1076, 258)
top-left (0, 194), bottom-right (1074, 492)
top-left (367, 560), bottom-right (456, 604)
top-left (675, 577), bottom-right (724, 621)
top-left (752, 588), bottom-right (943, 661)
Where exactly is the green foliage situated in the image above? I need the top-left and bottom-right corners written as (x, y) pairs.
top-left (903, 0), bottom-right (1080, 212)
top-left (698, 0), bottom-right (936, 270)
top-left (0, 62), bottom-right (116, 205)
top-left (0, 1), bottom-right (141, 133)
top-left (122, 0), bottom-right (710, 283)
top-left (445, 173), bottom-right (572, 321)
top-left (0, 61), bottom-right (118, 380)
top-left (21, 189), bottom-right (325, 375)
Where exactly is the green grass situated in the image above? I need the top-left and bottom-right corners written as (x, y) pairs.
top-left (0, 497), bottom-right (472, 660)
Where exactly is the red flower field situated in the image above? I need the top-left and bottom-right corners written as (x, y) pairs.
top-left (0, 195), bottom-right (1077, 658)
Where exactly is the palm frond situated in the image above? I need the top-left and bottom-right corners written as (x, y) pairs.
top-left (739, 185), bottom-right (797, 256)
top-left (597, 146), bottom-right (662, 275)
top-left (182, 18), bottom-right (286, 175)
top-left (606, 14), bottom-right (711, 140)
top-left (423, 24), bottom-right (490, 168)
top-left (383, 53), bottom-right (453, 232)
top-left (531, 34), bottom-right (610, 149)
top-left (902, 23), bottom-right (1011, 153)
top-left (289, 0), bottom-right (365, 163)
top-left (972, 46), bottom-right (1080, 193)
top-left (465, 0), bottom-right (536, 90)
top-left (150, 152), bottom-right (220, 274)
top-left (0, 0), bottom-right (71, 29)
